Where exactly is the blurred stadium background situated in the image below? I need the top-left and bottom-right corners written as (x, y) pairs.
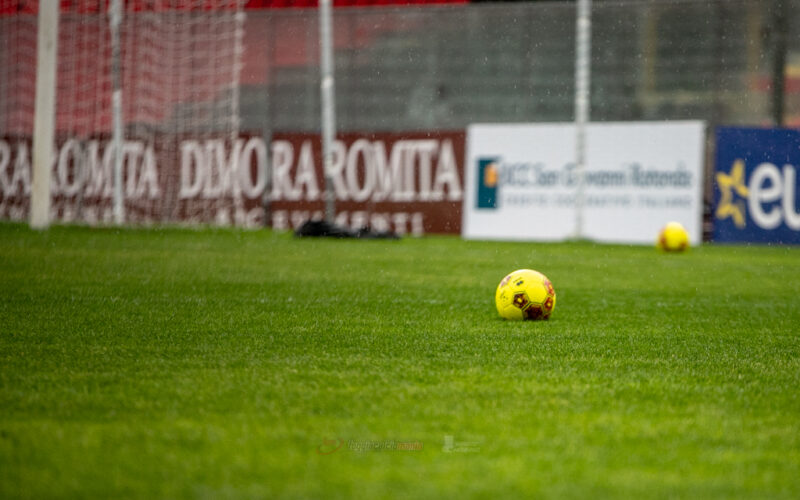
top-left (4, 0), bottom-right (797, 131)
top-left (0, 0), bottom-right (798, 231)
top-left (241, 0), bottom-right (799, 131)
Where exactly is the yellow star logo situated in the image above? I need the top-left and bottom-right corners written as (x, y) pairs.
top-left (716, 159), bottom-right (749, 228)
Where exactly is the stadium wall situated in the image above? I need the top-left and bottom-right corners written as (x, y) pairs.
top-left (241, 0), bottom-right (800, 133)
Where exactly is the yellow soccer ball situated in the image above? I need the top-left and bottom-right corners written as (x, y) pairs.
top-left (495, 269), bottom-right (556, 320)
top-left (657, 221), bottom-right (690, 252)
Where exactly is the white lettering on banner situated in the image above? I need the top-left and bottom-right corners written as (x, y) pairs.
top-left (238, 138), bottom-right (267, 199)
top-left (0, 140), bottom-right (31, 197)
top-left (0, 200), bottom-right (28, 221)
top-left (121, 141), bottom-right (159, 199)
top-left (0, 141), bottom-right (10, 194)
top-left (271, 209), bottom-right (425, 236)
top-left (14, 142), bottom-right (32, 196)
top-left (270, 140), bottom-right (296, 200)
top-left (369, 141), bottom-right (391, 201)
top-left (748, 163), bottom-right (782, 230)
top-left (386, 141), bottom-right (414, 201)
top-left (748, 162), bottom-right (800, 231)
top-left (85, 140), bottom-right (113, 198)
top-left (79, 205), bottom-right (114, 225)
top-left (269, 138), bottom-right (462, 203)
top-left (295, 141), bottom-right (320, 201)
top-left (140, 145), bottom-right (160, 198)
top-left (432, 140), bottom-right (462, 201)
top-left (325, 140), bottom-right (348, 199)
top-left (369, 140), bottom-right (409, 202)
top-left (2, 137), bottom-right (461, 206)
top-left (123, 142), bottom-right (142, 196)
top-left (0, 138), bottom-right (159, 200)
top-left (207, 206), bottom-right (264, 228)
top-left (415, 140), bottom-right (437, 201)
top-left (180, 138), bottom-right (267, 200)
top-left (57, 139), bottom-right (83, 197)
top-left (180, 140), bottom-right (204, 199)
top-left (271, 209), bottom-right (288, 229)
top-left (782, 165), bottom-right (800, 230)
top-left (346, 139), bottom-right (375, 202)
top-left (203, 139), bottom-right (238, 198)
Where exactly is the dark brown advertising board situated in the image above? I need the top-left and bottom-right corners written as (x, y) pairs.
top-left (0, 131), bottom-right (465, 235)
top-left (269, 131), bottom-right (465, 235)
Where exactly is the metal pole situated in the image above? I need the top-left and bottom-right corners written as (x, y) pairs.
top-left (319, 0), bottom-right (336, 223)
top-left (771, 0), bottom-right (787, 126)
top-left (574, 0), bottom-right (591, 239)
top-left (110, 0), bottom-right (124, 225)
top-left (30, 1), bottom-right (59, 229)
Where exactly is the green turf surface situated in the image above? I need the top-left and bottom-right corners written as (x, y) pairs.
top-left (1, 222), bottom-right (799, 498)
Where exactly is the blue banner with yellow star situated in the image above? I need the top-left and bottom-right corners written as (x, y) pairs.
top-left (714, 127), bottom-right (800, 244)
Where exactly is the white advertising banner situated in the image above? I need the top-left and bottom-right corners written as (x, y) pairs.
top-left (463, 121), bottom-right (705, 244)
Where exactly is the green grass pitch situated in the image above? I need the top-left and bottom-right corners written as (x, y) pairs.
top-left (1, 222), bottom-right (799, 498)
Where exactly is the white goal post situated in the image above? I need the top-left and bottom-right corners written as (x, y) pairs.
top-left (30, 1), bottom-right (58, 229)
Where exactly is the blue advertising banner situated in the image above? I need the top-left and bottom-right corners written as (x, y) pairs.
top-left (714, 128), bottom-right (800, 244)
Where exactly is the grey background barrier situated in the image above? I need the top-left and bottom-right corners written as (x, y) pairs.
top-left (240, 0), bottom-right (800, 134)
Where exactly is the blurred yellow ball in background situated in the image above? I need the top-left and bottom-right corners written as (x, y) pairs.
top-left (657, 221), bottom-right (690, 252)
